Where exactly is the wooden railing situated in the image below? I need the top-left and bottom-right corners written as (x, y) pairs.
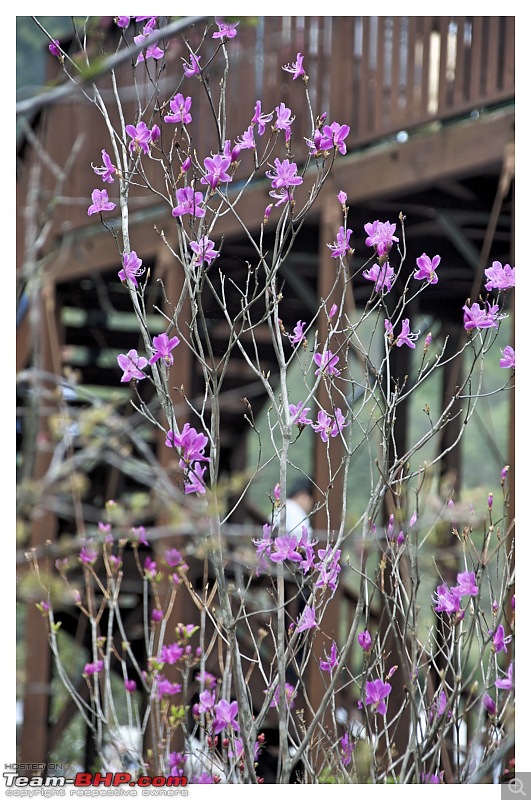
top-left (186, 16), bottom-right (515, 161)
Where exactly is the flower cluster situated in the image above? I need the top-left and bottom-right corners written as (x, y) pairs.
top-left (165, 423), bottom-right (211, 495)
top-left (433, 570), bottom-right (478, 616)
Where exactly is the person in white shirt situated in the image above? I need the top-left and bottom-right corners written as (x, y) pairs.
top-left (276, 477), bottom-right (314, 542)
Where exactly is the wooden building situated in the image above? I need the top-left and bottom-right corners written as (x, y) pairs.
top-left (16, 16), bottom-right (515, 779)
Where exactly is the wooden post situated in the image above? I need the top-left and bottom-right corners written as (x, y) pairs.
top-left (19, 281), bottom-right (62, 773)
top-left (307, 187), bottom-right (348, 774)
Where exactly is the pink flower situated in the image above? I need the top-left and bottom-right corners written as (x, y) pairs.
top-left (484, 260), bottom-right (515, 291)
top-left (289, 401), bottom-right (313, 427)
top-left (274, 103), bottom-right (295, 132)
top-left (463, 301), bottom-right (501, 331)
top-left (87, 188), bottom-right (116, 216)
top-left (212, 699), bottom-right (240, 734)
top-left (282, 52), bottom-right (305, 80)
top-left (358, 630), bottom-right (372, 652)
top-left (328, 226), bottom-right (353, 258)
top-left (49, 39), bottom-right (62, 58)
top-left (172, 187), bottom-right (205, 218)
top-left (414, 253), bottom-right (440, 284)
top-left (359, 679), bottom-right (392, 715)
top-left (148, 332), bottom-right (180, 366)
top-left (364, 220), bottom-right (399, 257)
top-left (190, 236), bottom-right (219, 266)
top-left (319, 122), bottom-right (350, 155)
top-left (288, 320), bottom-right (307, 346)
top-left (363, 262), bottom-right (395, 293)
top-left (117, 349), bottom-right (148, 382)
top-left (320, 641), bottom-right (339, 672)
top-left (118, 251), bottom-right (144, 287)
top-left (212, 17), bottom-right (239, 40)
top-left (295, 604), bottom-right (317, 632)
top-left (251, 101), bottom-right (273, 136)
top-left (500, 345), bottom-right (515, 369)
top-left (164, 93), bottom-right (193, 125)
top-left (314, 349), bottom-right (340, 377)
top-left (182, 53), bottom-right (201, 77)
top-left (266, 158), bottom-right (303, 189)
top-left (125, 121), bottom-right (154, 155)
top-left (201, 154), bottom-right (232, 189)
top-left (92, 149), bottom-right (116, 183)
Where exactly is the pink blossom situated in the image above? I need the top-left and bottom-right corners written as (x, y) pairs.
top-left (212, 17), bottom-right (239, 40)
top-left (463, 301), bottom-right (501, 331)
top-left (164, 93), bottom-right (193, 125)
top-left (484, 260), bottom-right (515, 291)
top-left (288, 320), bottom-right (307, 346)
top-left (364, 220), bottom-right (399, 257)
top-left (118, 251), bottom-right (144, 287)
top-left (295, 604), bottom-right (317, 632)
top-left (182, 53), bottom-right (201, 77)
top-left (414, 253), bottom-right (440, 284)
top-left (148, 333), bottom-right (180, 366)
top-left (87, 188), bottom-right (116, 216)
top-left (117, 349), bottom-right (148, 382)
top-left (500, 345), bottom-right (515, 369)
top-left (363, 262), bottom-right (395, 293)
top-left (282, 52), bottom-right (305, 80)
top-left (314, 350), bottom-right (340, 377)
top-left (92, 149), bottom-right (116, 183)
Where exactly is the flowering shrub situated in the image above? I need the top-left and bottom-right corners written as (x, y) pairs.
top-left (20, 16), bottom-right (515, 785)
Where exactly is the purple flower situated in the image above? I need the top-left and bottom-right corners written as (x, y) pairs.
top-left (49, 39), bottom-right (62, 58)
top-left (433, 584), bottom-right (462, 614)
top-left (253, 523), bottom-right (273, 575)
top-left (414, 253), bottom-right (440, 284)
top-left (364, 220), bottom-right (399, 258)
top-left (164, 548), bottom-right (183, 568)
top-left (182, 53), bottom-right (201, 77)
top-left (312, 409), bottom-right (333, 442)
top-left (118, 250), bottom-right (144, 287)
top-left (495, 662), bottom-right (513, 691)
top-left (235, 125), bottom-right (256, 150)
top-left (87, 188), bottom-right (116, 216)
top-left (328, 226), bottom-right (353, 258)
top-left (117, 350), bottom-right (148, 382)
top-left (156, 676), bottom-right (182, 698)
top-left (266, 158), bottom-right (303, 189)
top-left (358, 630), bottom-right (372, 652)
top-left (198, 689), bottom-right (216, 714)
top-left (500, 345), bottom-right (515, 369)
top-left (320, 641), bottom-right (339, 672)
top-left (83, 660), bottom-right (104, 676)
top-left (201, 154), bottom-right (232, 189)
top-left (274, 103), bottom-right (295, 133)
top-left (134, 24), bottom-right (164, 63)
top-left (289, 401), bottom-right (313, 427)
top-left (166, 423), bottom-right (210, 464)
top-left (172, 187), bottom-right (205, 218)
top-left (288, 320), bottom-right (307, 347)
top-left (270, 534), bottom-right (302, 564)
top-left (251, 101), bottom-right (273, 136)
top-left (463, 302), bottom-right (501, 331)
top-left (489, 623), bottom-right (512, 653)
top-left (92, 149), bottom-right (116, 183)
top-left (115, 16), bottom-right (130, 28)
top-left (212, 699), bottom-right (240, 734)
top-left (282, 52), bottom-right (305, 80)
top-left (125, 121), bottom-right (154, 155)
top-left (395, 319), bottom-right (418, 349)
top-left (363, 262), bottom-right (395, 293)
top-left (124, 679), bottom-right (137, 693)
top-left (164, 93), bottom-right (193, 125)
top-left (484, 260), bottom-right (515, 291)
top-left (151, 608), bottom-right (164, 622)
top-left (148, 332), bottom-right (180, 366)
top-left (319, 122), bottom-right (350, 155)
top-left (314, 349), bottom-right (340, 377)
top-left (295, 604), bottom-right (317, 633)
top-left (212, 17), bottom-right (239, 40)
top-left (420, 773), bottom-right (443, 784)
top-left (197, 671), bottom-right (218, 690)
top-left (79, 544), bottom-right (98, 565)
top-left (337, 190), bottom-right (347, 206)
top-left (189, 236), bottom-right (219, 267)
top-left (160, 642), bottom-right (185, 664)
top-left (315, 547), bottom-right (341, 591)
top-left (269, 682), bottom-right (297, 710)
top-left (144, 557), bottom-right (157, 578)
top-left (184, 462), bottom-right (208, 495)
top-left (340, 732), bottom-right (355, 766)
top-left (131, 525), bottom-right (149, 546)
top-left (483, 694), bottom-right (497, 716)
top-left (454, 571), bottom-right (478, 597)
top-left (359, 679), bottom-right (392, 715)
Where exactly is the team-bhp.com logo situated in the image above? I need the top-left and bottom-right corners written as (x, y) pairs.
top-left (4, 766), bottom-right (188, 794)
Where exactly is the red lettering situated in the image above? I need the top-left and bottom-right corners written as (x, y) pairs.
top-left (113, 773), bottom-right (132, 786)
top-left (74, 773), bottom-right (92, 787)
top-left (91, 772), bottom-right (113, 787)
top-left (137, 776), bottom-right (150, 787)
